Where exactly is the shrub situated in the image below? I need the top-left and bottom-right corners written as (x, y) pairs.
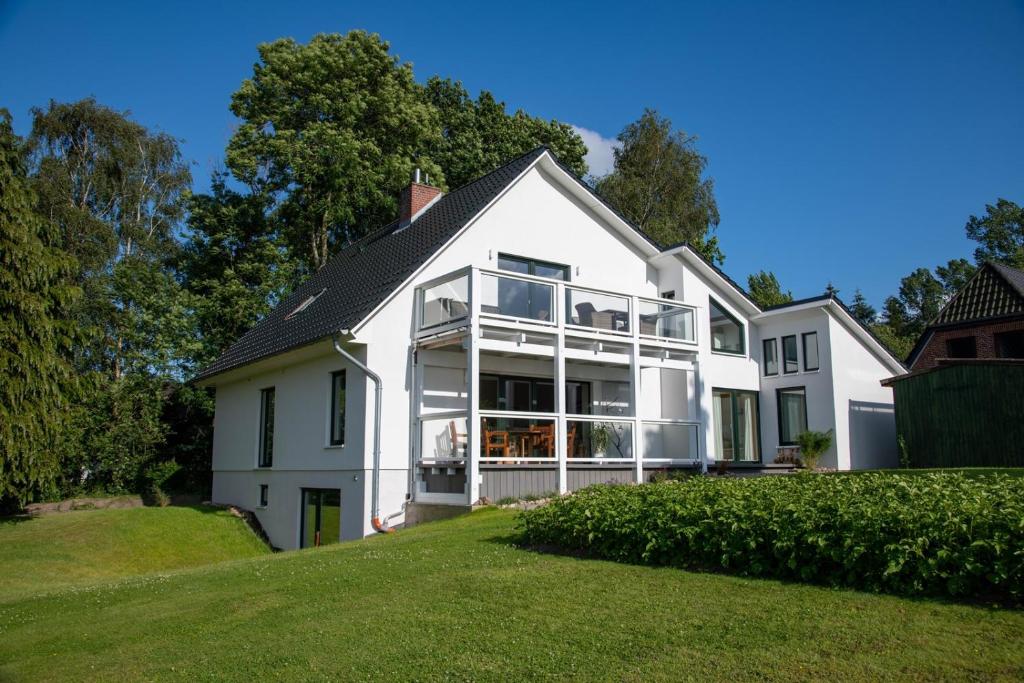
top-left (795, 429), bottom-right (832, 470)
top-left (518, 474), bottom-right (1024, 603)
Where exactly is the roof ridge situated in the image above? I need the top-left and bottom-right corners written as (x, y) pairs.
top-left (195, 146), bottom-right (549, 382)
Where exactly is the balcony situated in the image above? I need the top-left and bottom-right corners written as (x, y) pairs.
top-left (415, 266), bottom-right (698, 347)
top-left (412, 266), bottom-right (702, 504)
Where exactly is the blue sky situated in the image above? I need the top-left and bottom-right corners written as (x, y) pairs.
top-left (2, 1), bottom-right (1021, 308)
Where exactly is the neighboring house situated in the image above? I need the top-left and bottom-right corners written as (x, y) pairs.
top-left (196, 147), bottom-right (905, 550)
top-left (906, 262), bottom-right (1024, 370)
top-left (883, 261), bottom-right (1024, 468)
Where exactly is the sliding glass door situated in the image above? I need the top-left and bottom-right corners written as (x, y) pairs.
top-left (712, 389), bottom-right (760, 462)
top-left (300, 489), bottom-right (341, 548)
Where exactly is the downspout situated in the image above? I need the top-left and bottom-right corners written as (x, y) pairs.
top-left (332, 333), bottom-right (395, 533)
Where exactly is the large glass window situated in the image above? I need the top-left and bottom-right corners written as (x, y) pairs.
top-left (712, 389), bottom-right (760, 462)
top-left (763, 338), bottom-right (778, 376)
top-left (802, 332), bottom-right (819, 371)
top-left (482, 272), bottom-right (553, 321)
top-left (497, 254), bottom-right (570, 280)
top-left (479, 374), bottom-right (586, 414)
top-left (709, 298), bottom-right (744, 354)
top-left (258, 387), bottom-right (275, 468)
top-left (777, 387), bottom-right (807, 446)
top-left (782, 335), bottom-right (798, 374)
top-left (566, 381), bottom-right (592, 415)
top-left (330, 370), bottom-right (346, 445)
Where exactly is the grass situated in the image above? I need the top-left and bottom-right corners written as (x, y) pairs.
top-left (1, 508), bottom-right (1022, 681)
top-left (0, 505), bottom-right (270, 600)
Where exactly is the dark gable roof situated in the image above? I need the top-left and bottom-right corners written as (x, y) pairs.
top-left (991, 262), bottom-right (1024, 300)
top-left (905, 261), bottom-right (1024, 367)
top-left (933, 261), bottom-right (1024, 326)
top-left (196, 146), bottom-right (548, 382)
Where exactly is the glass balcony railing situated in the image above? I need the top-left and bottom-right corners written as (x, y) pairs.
top-left (420, 274), bottom-right (469, 329)
top-left (638, 300), bottom-right (696, 342)
top-left (416, 267), bottom-right (697, 342)
top-left (641, 422), bottom-right (700, 461)
top-left (567, 419), bottom-right (634, 460)
top-left (479, 416), bottom-right (557, 461)
top-left (480, 273), bottom-right (554, 323)
top-left (419, 415), bottom-right (468, 462)
top-left (565, 288), bottom-right (630, 333)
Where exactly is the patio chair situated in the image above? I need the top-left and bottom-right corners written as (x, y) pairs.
top-left (529, 423), bottom-right (555, 458)
top-left (482, 418), bottom-right (510, 458)
top-left (567, 424), bottom-right (578, 458)
top-left (448, 420), bottom-right (467, 459)
top-left (575, 302), bottom-right (615, 330)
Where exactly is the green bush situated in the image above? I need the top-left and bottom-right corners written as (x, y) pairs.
top-left (518, 474), bottom-right (1024, 603)
top-left (795, 429), bottom-right (832, 470)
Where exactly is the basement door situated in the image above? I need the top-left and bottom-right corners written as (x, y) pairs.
top-left (300, 488), bottom-right (341, 548)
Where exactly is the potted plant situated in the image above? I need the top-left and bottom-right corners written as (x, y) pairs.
top-left (795, 429), bottom-right (833, 471)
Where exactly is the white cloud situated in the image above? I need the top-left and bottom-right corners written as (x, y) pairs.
top-left (571, 125), bottom-right (619, 178)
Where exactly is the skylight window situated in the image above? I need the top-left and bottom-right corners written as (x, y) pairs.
top-left (285, 288), bottom-right (326, 320)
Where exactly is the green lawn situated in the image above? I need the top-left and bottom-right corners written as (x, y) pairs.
top-left (1, 508), bottom-right (1022, 681)
top-left (0, 505), bottom-right (270, 600)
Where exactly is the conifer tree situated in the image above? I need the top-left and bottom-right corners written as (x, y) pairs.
top-left (0, 109), bottom-right (80, 505)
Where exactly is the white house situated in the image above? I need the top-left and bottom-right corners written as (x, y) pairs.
top-left (196, 148), bottom-right (905, 550)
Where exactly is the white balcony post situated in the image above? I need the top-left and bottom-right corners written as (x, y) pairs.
top-left (555, 282), bottom-right (568, 494)
top-left (694, 358), bottom-right (711, 473)
top-left (629, 295), bottom-right (643, 483)
top-left (466, 268), bottom-right (482, 504)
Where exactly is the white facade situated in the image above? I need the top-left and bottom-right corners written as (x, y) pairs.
top-left (202, 152), bottom-right (904, 549)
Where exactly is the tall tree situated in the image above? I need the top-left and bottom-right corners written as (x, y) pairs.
top-left (28, 99), bottom-right (193, 496)
top-left (423, 78), bottom-right (587, 188)
top-left (965, 198), bottom-right (1023, 269)
top-left (28, 98), bottom-right (193, 380)
top-left (849, 289), bottom-right (877, 325)
top-left (595, 109), bottom-right (721, 262)
top-left (180, 174), bottom-right (297, 370)
top-left (747, 270), bottom-right (793, 308)
top-left (227, 31), bottom-right (445, 271)
top-left (875, 258), bottom-right (975, 358)
top-left (0, 109), bottom-right (80, 505)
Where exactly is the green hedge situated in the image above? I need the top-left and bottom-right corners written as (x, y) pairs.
top-left (518, 474), bottom-right (1024, 603)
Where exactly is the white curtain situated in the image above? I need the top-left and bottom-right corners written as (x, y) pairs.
top-left (713, 394), bottom-right (725, 460)
top-left (739, 394), bottom-right (756, 462)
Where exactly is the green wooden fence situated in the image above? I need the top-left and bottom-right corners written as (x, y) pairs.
top-left (891, 363), bottom-right (1024, 468)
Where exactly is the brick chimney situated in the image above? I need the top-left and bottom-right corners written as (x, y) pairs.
top-left (399, 168), bottom-right (442, 225)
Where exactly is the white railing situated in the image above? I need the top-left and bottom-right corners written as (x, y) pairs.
top-left (415, 266), bottom-right (698, 345)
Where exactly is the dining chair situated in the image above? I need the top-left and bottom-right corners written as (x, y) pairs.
top-left (482, 418), bottom-right (510, 458)
top-left (529, 423), bottom-right (555, 458)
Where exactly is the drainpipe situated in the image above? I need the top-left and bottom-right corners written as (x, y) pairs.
top-left (332, 333), bottom-right (395, 533)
